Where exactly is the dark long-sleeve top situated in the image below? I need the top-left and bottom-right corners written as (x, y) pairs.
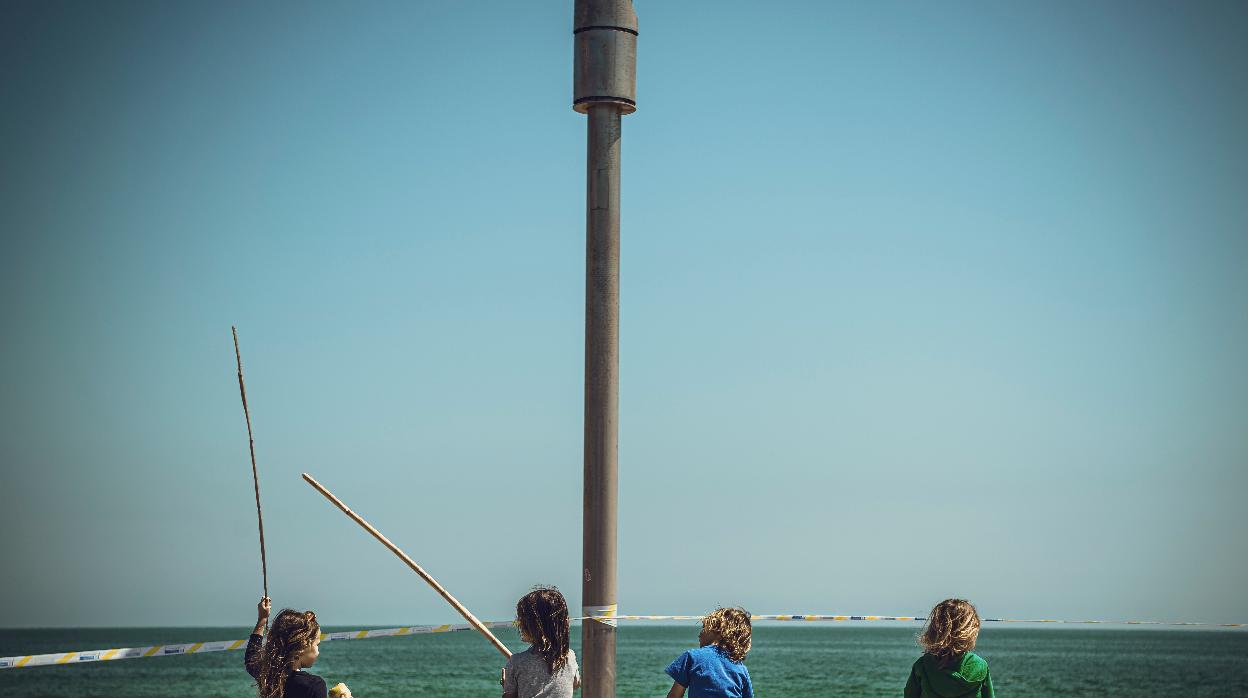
top-left (245, 634), bottom-right (328, 698)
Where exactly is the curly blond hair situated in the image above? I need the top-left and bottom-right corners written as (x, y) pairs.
top-left (703, 607), bottom-right (752, 663)
top-left (919, 599), bottom-right (980, 666)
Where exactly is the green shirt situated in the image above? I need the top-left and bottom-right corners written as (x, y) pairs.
top-left (904, 652), bottom-right (995, 698)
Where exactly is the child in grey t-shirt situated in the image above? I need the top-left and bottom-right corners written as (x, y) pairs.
top-left (502, 587), bottom-right (581, 698)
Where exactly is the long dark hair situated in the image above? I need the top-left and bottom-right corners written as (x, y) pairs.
top-left (515, 586), bottom-right (571, 673)
top-left (256, 609), bottom-right (320, 698)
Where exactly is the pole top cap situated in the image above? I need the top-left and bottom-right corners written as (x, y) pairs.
top-left (575, 0), bottom-right (638, 34)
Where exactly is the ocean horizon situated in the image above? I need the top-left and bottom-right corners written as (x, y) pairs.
top-left (3, 624), bottom-right (1246, 696)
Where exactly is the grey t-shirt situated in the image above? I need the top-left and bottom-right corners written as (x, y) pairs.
top-left (503, 647), bottom-right (579, 698)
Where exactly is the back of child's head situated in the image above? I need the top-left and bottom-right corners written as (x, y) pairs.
top-left (919, 598), bottom-right (981, 666)
top-left (515, 586), bottom-right (571, 674)
top-left (257, 609), bottom-right (320, 698)
top-left (702, 607), bottom-right (752, 663)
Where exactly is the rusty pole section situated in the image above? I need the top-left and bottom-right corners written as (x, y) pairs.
top-left (574, 2), bottom-right (635, 696)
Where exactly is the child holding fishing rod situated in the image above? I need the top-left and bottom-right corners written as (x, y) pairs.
top-left (246, 596), bottom-right (351, 698)
top-left (232, 338), bottom-right (350, 698)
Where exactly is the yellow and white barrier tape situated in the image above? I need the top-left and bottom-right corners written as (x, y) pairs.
top-left (0, 620), bottom-right (516, 671)
top-left (582, 604), bottom-right (618, 627)
top-left (3, 613), bottom-right (1242, 670)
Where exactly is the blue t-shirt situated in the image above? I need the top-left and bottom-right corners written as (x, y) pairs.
top-left (665, 645), bottom-right (754, 698)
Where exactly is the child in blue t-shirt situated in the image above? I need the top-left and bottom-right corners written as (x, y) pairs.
top-left (664, 607), bottom-right (755, 698)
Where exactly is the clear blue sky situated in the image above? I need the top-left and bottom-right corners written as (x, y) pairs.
top-left (1, 1), bottom-right (1245, 628)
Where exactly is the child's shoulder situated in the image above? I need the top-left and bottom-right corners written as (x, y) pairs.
top-left (507, 646), bottom-right (541, 667)
top-left (509, 646), bottom-right (578, 672)
top-left (687, 645), bottom-right (726, 661)
top-left (288, 671), bottom-right (327, 694)
top-left (670, 645), bottom-right (715, 666)
top-left (691, 644), bottom-right (746, 667)
top-left (913, 652), bottom-right (989, 676)
top-left (958, 651), bottom-right (989, 677)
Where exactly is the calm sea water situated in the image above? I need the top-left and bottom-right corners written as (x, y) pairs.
top-left (3, 625), bottom-right (1246, 696)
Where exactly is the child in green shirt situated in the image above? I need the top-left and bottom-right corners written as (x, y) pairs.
top-left (904, 599), bottom-right (995, 698)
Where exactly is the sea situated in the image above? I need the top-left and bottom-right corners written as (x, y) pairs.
top-left (3, 624), bottom-right (1246, 696)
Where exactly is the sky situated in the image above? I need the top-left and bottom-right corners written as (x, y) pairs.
top-left (1, 1), bottom-right (1245, 629)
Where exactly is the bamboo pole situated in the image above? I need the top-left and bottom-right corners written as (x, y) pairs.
top-left (232, 326), bottom-right (269, 600)
top-left (301, 473), bottom-right (512, 658)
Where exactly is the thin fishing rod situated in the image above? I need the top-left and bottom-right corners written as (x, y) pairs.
top-left (232, 326), bottom-right (268, 600)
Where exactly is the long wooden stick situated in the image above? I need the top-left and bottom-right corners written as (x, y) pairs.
top-left (301, 472), bottom-right (512, 658)
top-left (233, 326), bottom-right (269, 600)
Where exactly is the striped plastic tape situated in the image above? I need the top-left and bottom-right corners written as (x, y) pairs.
top-left (582, 604), bottom-right (618, 627)
top-left (0, 620), bottom-right (515, 671)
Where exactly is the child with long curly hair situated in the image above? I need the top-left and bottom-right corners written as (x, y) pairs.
top-left (245, 597), bottom-right (335, 698)
top-left (664, 607), bottom-right (755, 698)
top-left (502, 586), bottom-right (580, 698)
top-left (904, 598), bottom-right (995, 698)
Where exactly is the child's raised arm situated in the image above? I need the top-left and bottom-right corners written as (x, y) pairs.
top-left (665, 682), bottom-right (686, 698)
top-left (252, 597), bottom-right (272, 636)
top-left (244, 597), bottom-right (271, 680)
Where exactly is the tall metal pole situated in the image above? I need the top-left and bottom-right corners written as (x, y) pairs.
top-left (574, 2), bottom-right (635, 696)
